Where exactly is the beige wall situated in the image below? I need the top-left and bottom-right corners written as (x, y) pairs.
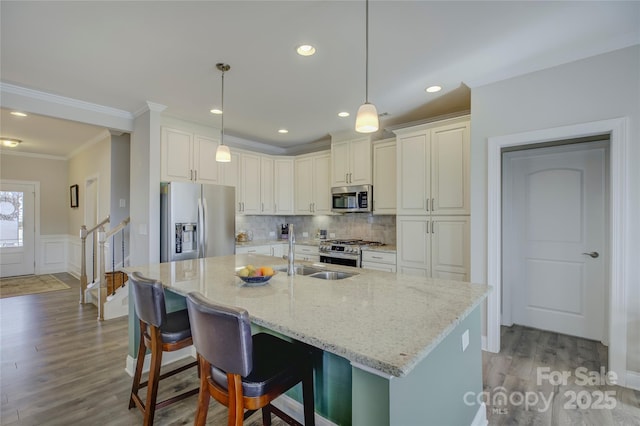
top-left (68, 132), bottom-right (112, 233)
top-left (470, 46), bottom-right (639, 373)
top-left (0, 154), bottom-right (69, 235)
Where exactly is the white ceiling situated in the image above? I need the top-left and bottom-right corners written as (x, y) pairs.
top-left (1, 1), bottom-right (639, 157)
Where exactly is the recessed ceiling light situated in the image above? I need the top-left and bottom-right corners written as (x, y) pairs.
top-left (10, 111), bottom-right (27, 117)
top-left (296, 45), bottom-right (316, 56)
top-left (278, 129), bottom-right (289, 134)
top-left (1, 138), bottom-right (22, 148)
top-left (425, 85), bottom-right (442, 93)
top-left (338, 112), bottom-right (350, 118)
top-left (210, 108), bottom-right (222, 115)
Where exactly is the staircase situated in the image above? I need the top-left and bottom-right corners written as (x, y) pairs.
top-left (80, 216), bottom-right (130, 320)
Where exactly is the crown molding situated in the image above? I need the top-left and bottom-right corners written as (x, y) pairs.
top-left (134, 101), bottom-right (167, 117)
top-left (0, 149), bottom-right (67, 161)
top-left (0, 82), bottom-right (133, 120)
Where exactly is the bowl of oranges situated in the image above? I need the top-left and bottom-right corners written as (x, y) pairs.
top-left (236, 265), bottom-right (276, 286)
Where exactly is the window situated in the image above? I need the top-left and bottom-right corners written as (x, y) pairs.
top-left (0, 191), bottom-right (24, 247)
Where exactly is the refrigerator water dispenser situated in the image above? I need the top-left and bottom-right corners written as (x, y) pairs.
top-left (175, 223), bottom-right (197, 254)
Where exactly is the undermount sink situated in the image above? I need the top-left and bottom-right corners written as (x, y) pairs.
top-left (308, 271), bottom-right (358, 280)
top-left (273, 265), bottom-right (358, 280)
top-left (274, 265), bottom-right (323, 276)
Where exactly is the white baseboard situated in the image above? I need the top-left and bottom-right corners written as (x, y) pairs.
top-left (271, 394), bottom-right (337, 426)
top-left (469, 402), bottom-right (488, 426)
top-left (625, 370), bottom-right (640, 391)
top-left (125, 346), bottom-right (197, 377)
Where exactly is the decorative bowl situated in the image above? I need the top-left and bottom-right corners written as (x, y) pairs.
top-left (236, 272), bottom-right (276, 286)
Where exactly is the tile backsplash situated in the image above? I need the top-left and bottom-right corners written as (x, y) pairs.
top-left (236, 214), bottom-right (396, 245)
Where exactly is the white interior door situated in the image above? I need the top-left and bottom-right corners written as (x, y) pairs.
top-left (0, 183), bottom-right (36, 277)
top-left (503, 143), bottom-right (606, 341)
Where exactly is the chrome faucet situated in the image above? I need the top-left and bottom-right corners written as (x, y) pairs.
top-left (287, 224), bottom-right (295, 276)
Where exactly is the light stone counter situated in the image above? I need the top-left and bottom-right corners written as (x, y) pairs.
top-left (125, 253), bottom-right (488, 378)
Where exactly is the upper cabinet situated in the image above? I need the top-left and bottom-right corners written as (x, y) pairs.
top-left (331, 136), bottom-right (372, 186)
top-left (161, 127), bottom-right (220, 184)
top-left (274, 158), bottom-right (295, 215)
top-left (295, 151), bottom-right (331, 215)
top-left (394, 116), bottom-right (470, 216)
top-left (372, 138), bottom-right (396, 214)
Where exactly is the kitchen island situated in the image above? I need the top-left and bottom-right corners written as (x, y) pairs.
top-left (125, 254), bottom-right (490, 425)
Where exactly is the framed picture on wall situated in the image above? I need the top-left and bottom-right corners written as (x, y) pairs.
top-left (70, 184), bottom-right (79, 208)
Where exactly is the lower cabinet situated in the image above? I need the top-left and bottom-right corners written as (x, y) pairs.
top-left (236, 243), bottom-right (287, 257)
top-left (397, 215), bottom-right (469, 281)
top-left (361, 250), bottom-right (397, 272)
top-left (295, 244), bottom-right (320, 262)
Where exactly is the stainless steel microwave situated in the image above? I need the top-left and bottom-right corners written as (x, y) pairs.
top-left (331, 185), bottom-right (372, 213)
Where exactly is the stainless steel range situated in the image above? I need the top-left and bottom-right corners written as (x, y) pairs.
top-left (319, 239), bottom-right (383, 268)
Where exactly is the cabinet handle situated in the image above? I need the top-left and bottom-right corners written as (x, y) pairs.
top-left (349, 173), bottom-right (352, 183)
top-left (243, 202), bottom-right (245, 212)
top-left (372, 256), bottom-right (383, 259)
top-left (431, 221), bottom-right (434, 234)
top-left (194, 170), bottom-right (198, 181)
top-left (238, 202), bottom-right (241, 212)
top-left (426, 197), bottom-right (429, 211)
top-left (190, 169), bottom-right (194, 181)
top-left (261, 202), bottom-right (264, 212)
top-left (345, 173), bottom-right (348, 183)
top-left (312, 202), bottom-right (315, 213)
top-left (274, 203), bottom-right (277, 212)
top-left (431, 198), bottom-right (434, 211)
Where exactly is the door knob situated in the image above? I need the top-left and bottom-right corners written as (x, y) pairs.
top-left (582, 251), bottom-right (599, 258)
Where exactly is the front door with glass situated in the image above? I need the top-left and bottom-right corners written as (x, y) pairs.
top-left (0, 183), bottom-right (36, 277)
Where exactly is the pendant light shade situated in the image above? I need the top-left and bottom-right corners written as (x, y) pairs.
top-left (355, 0), bottom-right (378, 133)
top-left (355, 102), bottom-right (379, 133)
top-left (215, 63), bottom-right (232, 163)
top-left (215, 144), bottom-right (231, 162)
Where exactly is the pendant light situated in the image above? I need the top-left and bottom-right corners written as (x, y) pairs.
top-left (355, 0), bottom-right (378, 133)
top-left (215, 63), bottom-right (231, 162)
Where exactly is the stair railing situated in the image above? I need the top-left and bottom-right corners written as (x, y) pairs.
top-left (79, 215), bottom-right (110, 305)
top-left (97, 216), bottom-right (130, 321)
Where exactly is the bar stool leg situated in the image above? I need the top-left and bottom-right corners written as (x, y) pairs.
top-left (302, 364), bottom-right (315, 426)
top-left (194, 356), bottom-right (211, 426)
top-left (129, 321), bottom-right (147, 409)
top-left (144, 327), bottom-right (163, 426)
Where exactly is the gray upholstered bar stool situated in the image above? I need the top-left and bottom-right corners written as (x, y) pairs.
top-left (128, 272), bottom-right (199, 426)
top-left (186, 291), bottom-right (315, 426)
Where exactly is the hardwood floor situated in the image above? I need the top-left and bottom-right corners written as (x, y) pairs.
top-left (0, 273), bottom-right (285, 426)
top-left (484, 325), bottom-right (640, 425)
top-left (1, 273), bottom-right (638, 425)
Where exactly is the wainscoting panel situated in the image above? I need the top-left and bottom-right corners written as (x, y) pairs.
top-left (38, 235), bottom-right (69, 275)
top-left (67, 235), bottom-right (82, 278)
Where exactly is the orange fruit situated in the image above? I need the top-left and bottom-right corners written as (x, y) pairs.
top-left (260, 266), bottom-right (275, 276)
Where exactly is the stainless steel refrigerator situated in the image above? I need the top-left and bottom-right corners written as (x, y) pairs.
top-left (160, 182), bottom-right (235, 262)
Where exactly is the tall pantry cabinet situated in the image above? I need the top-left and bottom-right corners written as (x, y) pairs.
top-left (393, 116), bottom-right (470, 281)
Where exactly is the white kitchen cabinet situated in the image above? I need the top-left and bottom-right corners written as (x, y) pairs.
top-left (331, 136), bottom-right (372, 186)
top-left (395, 116), bottom-right (470, 216)
top-left (372, 138), bottom-right (396, 214)
top-left (397, 215), bottom-right (469, 281)
top-left (236, 245), bottom-right (272, 255)
top-left (295, 151), bottom-right (331, 215)
top-left (295, 244), bottom-right (320, 262)
top-left (161, 127), bottom-right (220, 184)
top-left (260, 156), bottom-right (275, 214)
top-left (240, 152), bottom-right (261, 214)
top-left (236, 243), bottom-right (286, 257)
top-left (362, 250), bottom-right (397, 272)
top-left (274, 158), bottom-right (294, 215)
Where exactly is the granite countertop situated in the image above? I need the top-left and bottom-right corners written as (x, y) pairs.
top-left (362, 244), bottom-right (397, 253)
top-left (125, 254), bottom-right (489, 378)
top-left (235, 239), bottom-right (320, 247)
